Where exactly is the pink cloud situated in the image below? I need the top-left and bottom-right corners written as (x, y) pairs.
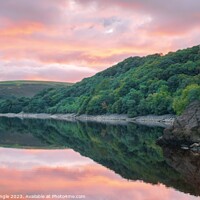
top-left (0, 60), bottom-right (97, 82)
top-left (0, 0), bottom-right (67, 24)
top-left (0, 0), bottom-right (200, 81)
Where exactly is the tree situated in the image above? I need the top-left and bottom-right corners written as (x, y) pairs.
top-left (173, 84), bottom-right (200, 115)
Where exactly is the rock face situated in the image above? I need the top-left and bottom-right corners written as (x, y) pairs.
top-left (157, 101), bottom-right (200, 146)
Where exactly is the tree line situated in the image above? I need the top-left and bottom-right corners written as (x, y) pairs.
top-left (0, 45), bottom-right (200, 116)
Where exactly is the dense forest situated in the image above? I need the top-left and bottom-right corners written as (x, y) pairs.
top-left (0, 45), bottom-right (200, 116)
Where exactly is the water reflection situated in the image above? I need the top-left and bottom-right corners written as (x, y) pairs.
top-left (162, 147), bottom-right (200, 196)
top-left (0, 148), bottom-right (198, 200)
top-left (0, 117), bottom-right (199, 199)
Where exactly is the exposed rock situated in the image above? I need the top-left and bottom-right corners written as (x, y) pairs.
top-left (157, 101), bottom-right (200, 146)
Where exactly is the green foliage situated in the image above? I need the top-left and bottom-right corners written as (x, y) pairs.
top-left (145, 91), bottom-right (173, 115)
top-left (0, 97), bottom-right (30, 113)
top-left (0, 80), bottom-right (72, 99)
top-left (173, 84), bottom-right (200, 115)
top-left (0, 45), bottom-right (199, 115)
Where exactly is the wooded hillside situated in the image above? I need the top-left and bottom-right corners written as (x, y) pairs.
top-left (0, 45), bottom-right (199, 116)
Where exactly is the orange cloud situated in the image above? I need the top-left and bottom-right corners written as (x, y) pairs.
top-left (0, 0), bottom-right (200, 82)
top-left (0, 22), bottom-right (44, 37)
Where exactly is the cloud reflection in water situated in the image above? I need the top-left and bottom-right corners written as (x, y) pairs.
top-left (0, 148), bottom-right (198, 200)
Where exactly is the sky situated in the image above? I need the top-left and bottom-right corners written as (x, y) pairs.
top-left (0, 0), bottom-right (200, 83)
top-left (0, 148), bottom-right (198, 200)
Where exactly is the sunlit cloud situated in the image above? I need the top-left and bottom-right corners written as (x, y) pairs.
top-left (0, 0), bottom-right (200, 82)
top-left (0, 60), bottom-right (97, 82)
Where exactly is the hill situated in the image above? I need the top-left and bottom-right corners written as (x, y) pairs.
top-left (0, 80), bottom-right (72, 99)
top-left (0, 45), bottom-right (199, 115)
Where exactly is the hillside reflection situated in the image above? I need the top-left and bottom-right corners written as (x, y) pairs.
top-left (0, 117), bottom-right (199, 198)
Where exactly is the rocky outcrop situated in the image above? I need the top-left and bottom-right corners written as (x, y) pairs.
top-left (157, 101), bottom-right (200, 147)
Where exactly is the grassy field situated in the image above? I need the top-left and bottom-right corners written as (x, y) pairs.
top-left (0, 80), bottom-right (72, 98)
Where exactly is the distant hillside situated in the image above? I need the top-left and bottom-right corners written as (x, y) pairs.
top-left (0, 80), bottom-right (72, 99)
top-left (0, 45), bottom-right (199, 115)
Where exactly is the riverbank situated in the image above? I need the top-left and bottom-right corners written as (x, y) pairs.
top-left (157, 101), bottom-right (200, 148)
top-left (0, 113), bottom-right (175, 127)
top-left (132, 114), bottom-right (175, 127)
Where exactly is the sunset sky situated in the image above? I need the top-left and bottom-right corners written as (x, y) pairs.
top-left (0, 0), bottom-right (200, 82)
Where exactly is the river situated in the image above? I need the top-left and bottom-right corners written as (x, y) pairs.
top-left (0, 117), bottom-right (199, 200)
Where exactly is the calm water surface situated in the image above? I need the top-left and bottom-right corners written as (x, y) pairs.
top-left (0, 117), bottom-right (199, 200)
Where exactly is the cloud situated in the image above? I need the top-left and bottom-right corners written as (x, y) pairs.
top-left (0, 22), bottom-right (44, 36)
top-left (37, 51), bottom-right (138, 68)
top-left (75, 0), bottom-right (200, 35)
top-left (0, 0), bottom-right (200, 81)
top-left (0, 60), bottom-right (97, 82)
top-left (0, 0), bottom-right (66, 25)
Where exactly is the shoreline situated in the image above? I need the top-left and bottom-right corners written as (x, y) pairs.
top-left (0, 113), bottom-right (175, 127)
